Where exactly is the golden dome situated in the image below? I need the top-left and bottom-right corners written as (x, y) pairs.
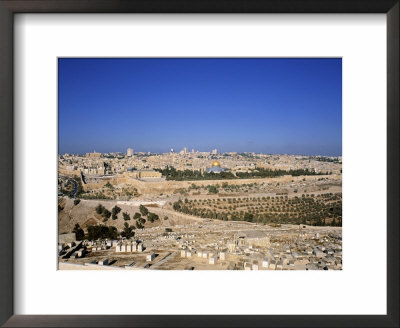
top-left (211, 160), bottom-right (221, 167)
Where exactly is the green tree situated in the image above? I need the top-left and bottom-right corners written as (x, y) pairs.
top-left (102, 209), bottom-right (111, 219)
top-left (173, 201), bottom-right (181, 211)
top-left (105, 182), bottom-right (114, 189)
top-left (121, 222), bottom-right (135, 238)
top-left (86, 225), bottom-right (117, 240)
top-left (139, 205), bottom-right (149, 216)
top-left (148, 212), bottom-right (159, 223)
top-left (244, 212), bottom-right (254, 222)
top-left (73, 199), bottom-right (81, 206)
top-left (95, 204), bottom-right (105, 215)
top-left (111, 205), bottom-right (121, 216)
top-left (133, 212), bottom-right (141, 220)
top-left (122, 212), bottom-right (131, 221)
top-left (72, 223), bottom-right (84, 241)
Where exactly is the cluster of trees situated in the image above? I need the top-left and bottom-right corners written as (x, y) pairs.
top-left (95, 204), bottom-right (111, 222)
top-left (314, 156), bottom-right (341, 164)
top-left (236, 167), bottom-right (327, 179)
top-left (72, 221), bottom-right (135, 241)
top-left (155, 166), bottom-right (236, 181)
top-left (208, 185), bottom-right (219, 194)
top-left (104, 182), bottom-right (114, 190)
top-left (111, 205), bottom-right (121, 220)
top-left (86, 225), bottom-right (118, 240)
top-left (172, 193), bottom-right (342, 227)
top-left (127, 205), bottom-right (160, 229)
top-left (101, 205), bottom-right (159, 229)
top-left (72, 223), bottom-right (85, 241)
top-left (121, 222), bottom-right (135, 239)
top-left (148, 212), bottom-right (159, 222)
top-left (80, 192), bottom-right (112, 200)
top-left (90, 203), bottom-right (160, 230)
top-left (95, 204), bottom-right (125, 221)
top-left (183, 181), bottom-right (265, 195)
top-left (73, 223), bottom-right (119, 241)
top-left (155, 166), bottom-right (329, 182)
top-left (138, 204), bottom-right (159, 225)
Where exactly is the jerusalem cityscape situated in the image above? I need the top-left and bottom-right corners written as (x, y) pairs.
top-left (58, 58), bottom-right (342, 270)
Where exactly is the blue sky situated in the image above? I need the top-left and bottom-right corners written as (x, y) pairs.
top-left (58, 58), bottom-right (342, 156)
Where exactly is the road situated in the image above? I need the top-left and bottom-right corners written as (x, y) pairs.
top-left (69, 178), bottom-right (78, 198)
top-left (59, 175), bottom-right (78, 198)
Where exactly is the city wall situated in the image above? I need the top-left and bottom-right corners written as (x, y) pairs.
top-left (81, 174), bottom-right (339, 196)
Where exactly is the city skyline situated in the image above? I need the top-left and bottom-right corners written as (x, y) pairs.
top-left (59, 58), bottom-right (342, 156)
top-left (61, 148), bottom-right (342, 157)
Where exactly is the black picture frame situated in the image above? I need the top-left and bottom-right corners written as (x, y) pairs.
top-left (0, 1), bottom-right (398, 327)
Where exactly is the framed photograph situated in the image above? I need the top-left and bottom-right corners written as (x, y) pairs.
top-left (0, 0), bottom-right (398, 327)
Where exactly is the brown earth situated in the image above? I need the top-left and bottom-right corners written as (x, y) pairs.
top-left (58, 198), bottom-right (203, 235)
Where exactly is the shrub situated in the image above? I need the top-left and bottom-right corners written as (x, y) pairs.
top-left (72, 223), bottom-right (84, 241)
top-left (148, 212), bottom-right (159, 223)
top-left (111, 205), bottom-right (121, 216)
top-left (121, 222), bottom-right (135, 238)
top-left (95, 204), bottom-right (105, 215)
top-left (102, 209), bottom-right (111, 219)
top-left (87, 225), bottom-right (117, 240)
top-left (139, 205), bottom-right (149, 216)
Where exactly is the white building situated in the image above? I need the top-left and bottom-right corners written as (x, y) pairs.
top-left (146, 253), bottom-right (155, 262)
top-left (262, 258), bottom-right (269, 268)
top-left (127, 148), bottom-right (134, 157)
top-left (98, 259), bottom-right (109, 266)
top-left (209, 257), bottom-right (217, 265)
